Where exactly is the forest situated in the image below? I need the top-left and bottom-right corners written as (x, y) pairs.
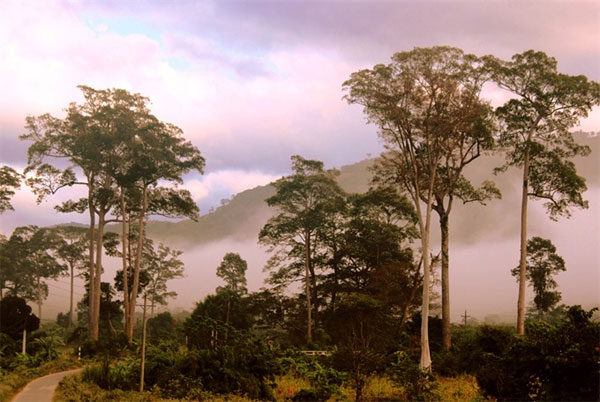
top-left (1, 47), bottom-right (599, 402)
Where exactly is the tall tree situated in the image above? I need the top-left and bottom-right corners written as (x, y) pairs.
top-left (22, 86), bottom-right (150, 339)
top-left (485, 50), bottom-right (600, 335)
top-left (143, 243), bottom-right (185, 317)
top-left (259, 155), bottom-right (345, 343)
top-left (511, 237), bottom-right (566, 316)
top-left (55, 226), bottom-right (88, 327)
top-left (21, 85), bottom-right (204, 340)
top-left (344, 46), bottom-right (491, 369)
top-left (217, 252), bottom-right (248, 295)
top-left (0, 165), bottom-right (22, 213)
top-left (216, 252), bottom-right (248, 327)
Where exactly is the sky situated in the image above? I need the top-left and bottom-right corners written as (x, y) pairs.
top-left (1, 0), bottom-right (599, 320)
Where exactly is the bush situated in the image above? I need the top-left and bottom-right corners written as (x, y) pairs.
top-left (78, 332), bottom-right (131, 358)
top-left (144, 320), bottom-right (280, 399)
top-left (434, 325), bottom-right (515, 377)
top-left (388, 351), bottom-right (438, 402)
top-left (281, 354), bottom-right (345, 401)
top-left (475, 306), bottom-right (600, 401)
top-left (82, 357), bottom-right (139, 391)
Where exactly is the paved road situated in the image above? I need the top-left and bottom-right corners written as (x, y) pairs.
top-left (11, 368), bottom-right (83, 402)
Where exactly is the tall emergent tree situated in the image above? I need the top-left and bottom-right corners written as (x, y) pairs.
top-left (259, 155), bottom-right (345, 343)
top-left (21, 85), bottom-right (204, 340)
top-left (216, 252), bottom-right (248, 327)
top-left (0, 165), bottom-right (22, 213)
top-left (55, 225), bottom-right (89, 327)
top-left (485, 50), bottom-right (600, 335)
top-left (511, 237), bottom-right (566, 316)
top-left (143, 242), bottom-right (185, 317)
top-left (344, 46), bottom-right (495, 369)
top-left (217, 252), bottom-right (248, 295)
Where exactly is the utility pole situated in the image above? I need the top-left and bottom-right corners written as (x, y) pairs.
top-left (22, 313), bottom-right (28, 354)
top-left (139, 293), bottom-right (147, 392)
top-left (462, 310), bottom-right (470, 327)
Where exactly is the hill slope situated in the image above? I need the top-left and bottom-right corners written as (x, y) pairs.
top-left (144, 133), bottom-right (598, 249)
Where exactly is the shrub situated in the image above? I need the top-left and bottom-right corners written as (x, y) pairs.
top-left (282, 354), bottom-right (345, 401)
top-left (475, 306), bottom-right (600, 401)
top-left (388, 351), bottom-right (438, 402)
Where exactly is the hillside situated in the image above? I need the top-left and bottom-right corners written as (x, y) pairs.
top-left (143, 133), bottom-right (599, 249)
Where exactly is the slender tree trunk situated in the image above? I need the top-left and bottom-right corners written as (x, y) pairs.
top-left (305, 231), bottom-right (312, 343)
top-left (225, 297), bottom-right (231, 326)
top-left (91, 211), bottom-right (106, 339)
top-left (128, 187), bottom-right (148, 340)
top-left (331, 245), bottom-right (339, 313)
top-left (417, 185), bottom-right (435, 370)
top-left (517, 146), bottom-right (530, 336)
top-left (309, 258), bottom-right (318, 328)
top-left (121, 191), bottom-right (131, 340)
top-left (69, 263), bottom-right (74, 327)
top-left (440, 212), bottom-right (451, 350)
top-left (37, 276), bottom-right (42, 322)
top-left (88, 192), bottom-right (96, 339)
top-left (139, 294), bottom-right (147, 393)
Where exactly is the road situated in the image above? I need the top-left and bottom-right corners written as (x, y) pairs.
top-left (11, 368), bottom-right (83, 402)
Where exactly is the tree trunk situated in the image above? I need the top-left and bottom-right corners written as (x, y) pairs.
top-left (517, 146), bottom-right (530, 336)
top-left (309, 256), bottom-right (318, 328)
top-left (128, 187), bottom-right (148, 340)
top-left (69, 263), bottom-right (74, 327)
top-left (88, 190), bottom-right (96, 339)
top-left (305, 231), bottom-right (312, 343)
top-left (416, 183), bottom-right (435, 370)
top-left (121, 191), bottom-right (131, 340)
top-left (440, 212), bottom-right (451, 350)
top-left (139, 294), bottom-right (147, 393)
top-left (37, 276), bottom-right (42, 322)
top-left (91, 210), bottom-right (106, 339)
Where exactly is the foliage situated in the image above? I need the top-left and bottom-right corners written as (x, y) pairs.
top-left (82, 357), bottom-right (139, 391)
top-left (388, 351), bottom-right (439, 402)
top-left (77, 282), bottom-right (123, 338)
top-left (174, 315), bottom-right (280, 399)
top-left (30, 335), bottom-right (64, 361)
top-left (78, 332), bottom-right (131, 359)
top-left (185, 292), bottom-right (253, 337)
top-left (146, 312), bottom-right (179, 344)
top-left (0, 226), bottom-right (65, 309)
top-left (0, 165), bottom-right (22, 214)
top-left (280, 354), bottom-right (345, 401)
top-left (511, 237), bottom-right (566, 314)
top-left (474, 306), bottom-right (600, 401)
top-left (0, 295), bottom-right (40, 340)
top-left (216, 252), bottom-right (248, 294)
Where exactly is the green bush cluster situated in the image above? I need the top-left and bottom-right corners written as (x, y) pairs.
top-left (433, 305), bottom-right (599, 401)
top-left (280, 354), bottom-right (346, 401)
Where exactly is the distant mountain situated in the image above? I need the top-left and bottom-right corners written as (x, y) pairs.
top-left (142, 133), bottom-right (599, 249)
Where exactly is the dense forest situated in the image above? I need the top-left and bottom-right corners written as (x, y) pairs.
top-left (1, 47), bottom-right (599, 401)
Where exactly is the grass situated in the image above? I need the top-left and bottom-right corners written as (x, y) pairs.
top-left (0, 347), bottom-right (82, 402)
top-left (436, 375), bottom-right (488, 402)
top-left (53, 368), bottom-right (486, 401)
